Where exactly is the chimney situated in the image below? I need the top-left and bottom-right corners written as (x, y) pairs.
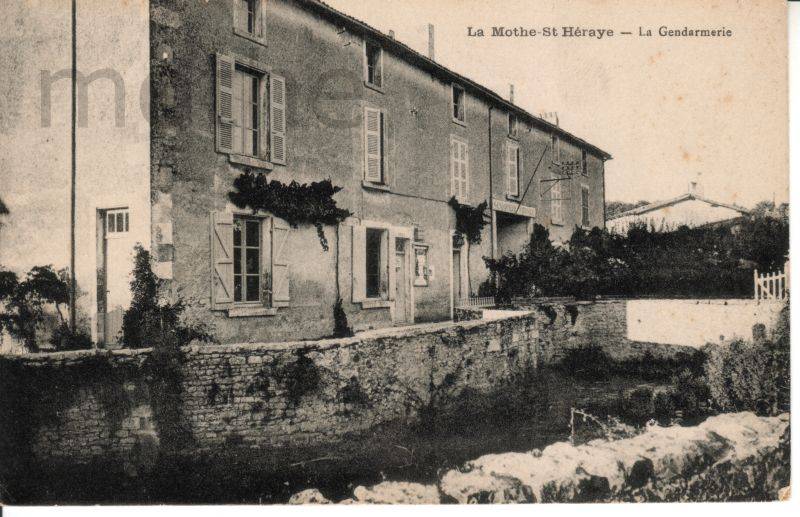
top-left (388, 29), bottom-right (395, 39)
top-left (427, 23), bottom-right (435, 60)
top-left (509, 84), bottom-right (515, 103)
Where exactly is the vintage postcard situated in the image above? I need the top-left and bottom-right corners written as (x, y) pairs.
top-left (0, 0), bottom-right (790, 507)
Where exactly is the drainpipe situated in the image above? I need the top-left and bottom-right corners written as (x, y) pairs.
top-left (69, 0), bottom-right (77, 332)
top-left (488, 106), bottom-right (496, 262)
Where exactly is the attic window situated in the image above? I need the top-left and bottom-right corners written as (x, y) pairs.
top-left (508, 113), bottom-right (518, 138)
top-left (452, 84), bottom-right (465, 124)
top-left (365, 42), bottom-right (383, 88)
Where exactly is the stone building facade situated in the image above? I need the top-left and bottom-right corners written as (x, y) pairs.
top-left (1, 0), bottom-right (611, 346)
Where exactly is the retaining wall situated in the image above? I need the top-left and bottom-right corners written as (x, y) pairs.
top-left (0, 301), bottom-right (702, 472)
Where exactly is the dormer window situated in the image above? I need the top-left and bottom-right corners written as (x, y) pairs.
top-left (508, 113), bottom-right (518, 138)
top-left (365, 42), bottom-right (383, 89)
top-left (452, 84), bottom-right (465, 124)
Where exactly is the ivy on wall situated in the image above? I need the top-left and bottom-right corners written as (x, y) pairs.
top-left (228, 171), bottom-right (352, 251)
top-left (448, 197), bottom-right (488, 244)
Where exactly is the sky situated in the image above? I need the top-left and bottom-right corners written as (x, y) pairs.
top-left (325, 0), bottom-right (788, 207)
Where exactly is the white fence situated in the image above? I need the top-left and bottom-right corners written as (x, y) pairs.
top-left (456, 296), bottom-right (495, 308)
top-left (754, 261), bottom-right (789, 301)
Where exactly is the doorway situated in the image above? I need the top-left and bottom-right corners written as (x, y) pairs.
top-left (452, 248), bottom-right (463, 303)
top-left (98, 208), bottom-right (134, 345)
top-left (393, 238), bottom-right (413, 325)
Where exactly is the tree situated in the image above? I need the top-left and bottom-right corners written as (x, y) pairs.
top-left (605, 200), bottom-right (650, 218)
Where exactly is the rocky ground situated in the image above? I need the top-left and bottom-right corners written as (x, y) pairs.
top-left (288, 411), bottom-right (790, 504)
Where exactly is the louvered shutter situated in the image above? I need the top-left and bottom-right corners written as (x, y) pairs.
top-left (507, 143), bottom-right (519, 196)
top-left (450, 138), bottom-right (457, 197)
top-left (351, 225), bottom-right (367, 302)
top-left (364, 107), bottom-right (382, 182)
top-left (215, 53), bottom-right (235, 154)
top-left (461, 141), bottom-right (469, 201)
top-left (270, 74), bottom-right (287, 164)
top-left (271, 217), bottom-right (290, 307)
top-left (211, 211), bottom-right (234, 309)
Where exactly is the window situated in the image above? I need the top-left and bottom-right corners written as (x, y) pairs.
top-left (506, 141), bottom-right (520, 197)
top-left (234, 0), bottom-right (263, 38)
top-left (365, 42), bottom-right (383, 88)
top-left (452, 84), bottom-right (465, 123)
top-left (232, 67), bottom-right (260, 157)
top-left (581, 185), bottom-right (590, 227)
top-left (233, 216), bottom-right (261, 303)
top-left (551, 135), bottom-right (561, 164)
top-left (216, 53), bottom-right (287, 165)
top-left (508, 113), bottom-right (518, 138)
top-left (550, 179), bottom-right (564, 225)
top-left (414, 245), bottom-right (430, 286)
top-left (364, 107), bottom-right (386, 183)
top-left (365, 228), bottom-right (385, 298)
top-left (450, 136), bottom-right (469, 202)
top-left (106, 209), bottom-right (129, 234)
top-left (581, 149), bottom-right (588, 176)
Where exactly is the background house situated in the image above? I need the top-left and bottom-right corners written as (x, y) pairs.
top-left (607, 181), bottom-right (749, 235)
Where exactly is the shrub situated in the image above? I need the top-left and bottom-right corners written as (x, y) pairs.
top-left (621, 386), bottom-right (655, 424)
top-left (121, 245), bottom-right (214, 349)
top-left (560, 345), bottom-right (615, 380)
top-left (332, 297), bottom-right (353, 338)
top-left (0, 265), bottom-right (85, 351)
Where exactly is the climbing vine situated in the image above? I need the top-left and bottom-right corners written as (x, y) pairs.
top-left (228, 171), bottom-right (352, 251)
top-left (448, 197), bottom-right (488, 244)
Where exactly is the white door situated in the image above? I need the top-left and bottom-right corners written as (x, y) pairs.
top-left (102, 209), bottom-right (134, 345)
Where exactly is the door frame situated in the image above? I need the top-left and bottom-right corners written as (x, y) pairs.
top-left (392, 236), bottom-right (414, 325)
top-left (96, 206), bottom-right (131, 346)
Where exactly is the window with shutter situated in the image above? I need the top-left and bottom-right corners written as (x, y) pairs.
top-left (365, 42), bottom-right (383, 88)
top-left (506, 141), bottom-right (519, 197)
top-left (271, 217), bottom-right (290, 307)
top-left (450, 136), bottom-right (468, 202)
top-left (215, 54), bottom-right (235, 154)
top-left (551, 179), bottom-right (564, 225)
top-left (581, 185), bottom-right (590, 227)
top-left (364, 107), bottom-right (385, 183)
top-left (452, 84), bottom-right (465, 123)
top-left (211, 211), bottom-right (235, 309)
top-left (269, 74), bottom-right (287, 165)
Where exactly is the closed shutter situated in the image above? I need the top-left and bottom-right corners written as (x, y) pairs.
top-left (351, 225), bottom-right (367, 302)
top-left (364, 107), bottom-right (382, 182)
top-left (271, 217), bottom-right (290, 307)
top-left (507, 143), bottom-right (519, 196)
top-left (215, 53), bottom-right (235, 154)
top-left (450, 138), bottom-right (457, 197)
top-left (387, 229), bottom-right (397, 301)
top-left (269, 74), bottom-right (287, 164)
top-left (210, 211), bottom-right (234, 309)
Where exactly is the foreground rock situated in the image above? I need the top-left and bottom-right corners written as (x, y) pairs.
top-left (288, 412), bottom-right (789, 504)
top-left (440, 412), bottom-right (789, 503)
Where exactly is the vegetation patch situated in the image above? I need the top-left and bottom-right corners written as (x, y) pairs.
top-left (228, 170), bottom-right (352, 251)
top-left (276, 351), bottom-right (321, 405)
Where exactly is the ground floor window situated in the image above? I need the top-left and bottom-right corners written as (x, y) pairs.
top-left (233, 216), bottom-right (261, 302)
top-left (365, 228), bottom-right (385, 298)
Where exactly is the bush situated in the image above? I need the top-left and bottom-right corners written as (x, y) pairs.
top-left (621, 386), bottom-right (655, 424)
top-left (560, 345), bottom-right (615, 380)
top-left (483, 210), bottom-right (788, 299)
top-left (121, 245), bottom-right (214, 349)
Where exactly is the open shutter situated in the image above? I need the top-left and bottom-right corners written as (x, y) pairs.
top-left (269, 74), bottom-right (287, 165)
top-left (461, 141), bottom-right (469, 201)
top-left (351, 225), bottom-right (366, 302)
top-left (215, 53), bottom-right (235, 154)
top-left (364, 107), bottom-right (382, 182)
top-left (387, 229), bottom-right (397, 300)
top-left (507, 143), bottom-right (519, 196)
top-left (211, 211), bottom-right (234, 309)
top-left (271, 217), bottom-right (290, 307)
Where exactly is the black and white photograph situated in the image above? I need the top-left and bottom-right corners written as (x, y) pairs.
top-left (0, 0), bottom-right (793, 508)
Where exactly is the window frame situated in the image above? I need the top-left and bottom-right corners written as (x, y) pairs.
top-left (232, 65), bottom-right (263, 160)
top-left (364, 41), bottom-right (384, 91)
top-left (506, 140), bottom-right (520, 198)
top-left (550, 178), bottom-right (564, 226)
top-left (581, 184), bottom-right (590, 228)
top-left (450, 135), bottom-right (470, 203)
top-left (233, 215), bottom-right (263, 304)
top-left (581, 149), bottom-right (588, 176)
top-left (104, 208), bottom-right (130, 239)
top-left (551, 135), bottom-right (561, 164)
top-left (365, 227), bottom-right (387, 299)
top-left (363, 106), bottom-right (387, 185)
top-left (508, 113), bottom-right (519, 139)
top-left (233, 0), bottom-right (267, 44)
top-left (451, 84), bottom-right (466, 125)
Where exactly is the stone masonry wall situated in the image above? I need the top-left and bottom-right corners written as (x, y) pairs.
top-left (0, 301), bottom-right (695, 471)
